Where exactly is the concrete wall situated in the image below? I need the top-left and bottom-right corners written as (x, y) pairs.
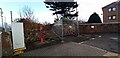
top-left (79, 23), bottom-right (119, 34)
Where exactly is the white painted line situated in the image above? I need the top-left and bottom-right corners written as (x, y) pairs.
top-left (73, 42), bottom-right (119, 56)
top-left (103, 52), bottom-right (118, 56)
top-left (98, 36), bottom-right (102, 38)
top-left (81, 43), bottom-right (107, 52)
top-left (91, 38), bottom-right (95, 40)
top-left (111, 37), bottom-right (118, 40)
top-left (73, 42), bottom-right (107, 52)
top-left (78, 41), bottom-right (88, 44)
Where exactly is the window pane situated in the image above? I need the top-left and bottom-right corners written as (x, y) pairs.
top-left (112, 7), bottom-right (116, 11)
top-left (113, 16), bottom-right (116, 19)
top-left (108, 8), bottom-right (112, 12)
top-left (108, 16), bottom-right (111, 20)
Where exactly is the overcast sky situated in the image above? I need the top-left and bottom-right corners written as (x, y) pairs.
top-left (0, 0), bottom-right (118, 25)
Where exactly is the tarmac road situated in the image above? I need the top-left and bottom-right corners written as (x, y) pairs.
top-left (21, 42), bottom-right (107, 56)
top-left (79, 33), bottom-right (119, 54)
top-left (21, 33), bottom-right (119, 56)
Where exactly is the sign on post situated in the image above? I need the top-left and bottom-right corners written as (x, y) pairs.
top-left (11, 23), bottom-right (26, 55)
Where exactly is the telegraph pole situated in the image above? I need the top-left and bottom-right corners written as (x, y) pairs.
top-left (10, 11), bottom-right (13, 23)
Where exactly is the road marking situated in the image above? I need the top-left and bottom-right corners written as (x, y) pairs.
top-left (103, 52), bottom-right (118, 56)
top-left (73, 42), bottom-right (107, 52)
top-left (73, 42), bottom-right (119, 56)
top-left (98, 36), bottom-right (102, 38)
top-left (81, 43), bottom-right (107, 52)
top-left (111, 37), bottom-right (118, 40)
top-left (91, 38), bottom-right (95, 40)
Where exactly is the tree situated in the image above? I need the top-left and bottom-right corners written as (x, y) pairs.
top-left (87, 12), bottom-right (102, 23)
top-left (44, 2), bottom-right (79, 21)
top-left (19, 6), bottom-right (36, 22)
top-left (61, 17), bottom-right (73, 24)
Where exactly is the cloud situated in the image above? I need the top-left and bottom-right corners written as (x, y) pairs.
top-left (0, 0), bottom-right (117, 24)
top-left (76, 0), bottom-right (117, 22)
top-left (0, 0), bottom-right (44, 2)
top-left (35, 11), bottom-right (56, 23)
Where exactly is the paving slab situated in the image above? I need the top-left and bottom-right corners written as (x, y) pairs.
top-left (21, 42), bottom-right (107, 56)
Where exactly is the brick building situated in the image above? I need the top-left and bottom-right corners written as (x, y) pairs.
top-left (102, 1), bottom-right (120, 23)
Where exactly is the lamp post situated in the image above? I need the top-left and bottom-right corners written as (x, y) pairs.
top-left (0, 8), bottom-right (3, 31)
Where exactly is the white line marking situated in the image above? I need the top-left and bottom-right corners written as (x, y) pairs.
top-left (73, 42), bottom-right (107, 52)
top-left (98, 36), bottom-right (102, 38)
top-left (81, 44), bottom-right (107, 52)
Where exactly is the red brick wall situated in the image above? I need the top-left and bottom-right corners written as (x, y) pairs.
top-left (79, 23), bottom-right (119, 34)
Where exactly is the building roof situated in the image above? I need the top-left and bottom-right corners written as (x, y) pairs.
top-left (102, 2), bottom-right (117, 9)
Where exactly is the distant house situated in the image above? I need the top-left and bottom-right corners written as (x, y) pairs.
top-left (102, 1), bottom-right (120, 23)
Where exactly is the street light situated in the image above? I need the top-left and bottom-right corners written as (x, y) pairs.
top-left (0, 8), bottom-right (3, 31)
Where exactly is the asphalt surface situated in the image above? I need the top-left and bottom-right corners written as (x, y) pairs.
top-left (21, 42), bottom-right (107, 56)
top-left (20, 33), bottom-right (119, 56)
top-left (79, 33), bottom-right (119, 54)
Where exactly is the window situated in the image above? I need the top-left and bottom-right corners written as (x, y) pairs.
top-left (108, 7), bottom-right (116, 12)
top-left (108, 15), bottom-right (116, 20)
top-left (108, 16), bottom-right (112, 20)
top-left (112, 7), bottom-right (116, 11)
top-left (91, 26), bottom-right (95, 29)
top-left (108, 8), bottom-right (112, 12)
top-left (113, 16), bottom-right (116, 19)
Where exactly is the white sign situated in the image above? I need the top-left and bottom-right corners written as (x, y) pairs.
top-left (69, 26), bottom-right (72, 28)
top-left (91, 26), bottom-right (95, 29)
top-left (11, 23), bottom-right (25, 49)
